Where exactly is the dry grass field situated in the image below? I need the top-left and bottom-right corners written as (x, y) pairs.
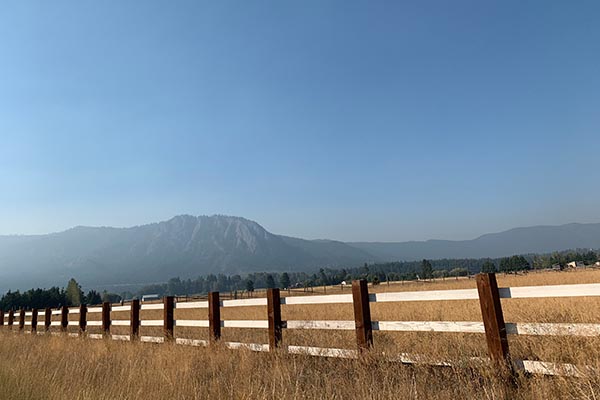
top-left (2, 268), bottom-right (600, 399)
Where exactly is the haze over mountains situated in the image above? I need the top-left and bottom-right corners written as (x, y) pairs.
top-left (350, 223), bottom-right (600, 261)
top-left (0, 215), bottom-right (599, 292)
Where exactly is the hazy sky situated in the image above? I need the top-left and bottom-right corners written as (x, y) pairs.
top-left (1, 1), bottom-right (599, 242)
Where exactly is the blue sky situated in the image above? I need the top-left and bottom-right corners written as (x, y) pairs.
top-left (1, 1), bottom-right (599, 241)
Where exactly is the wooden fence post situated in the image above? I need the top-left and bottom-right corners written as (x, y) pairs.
top-left (102, 302), bottom-right (111, 338)
top-left (31, 309), bottom-right (38, 333)
top-left (208, 292), bottom-right (221, 343)
top-left (352, 280), bottom-right (373, 351)
top-left (164, 296), bottom-right (174, 340)
top-left (79, 304), bottom-right (87, 335)
top-left (19, 309), bottom-right (25, 332)
top-left (44, 308), bottom-right (51, 332)
top-left (267, 288), bottom-right (282, 350)
top-left (476, 273), bottom-right (512, 371)
top-left (8, 310), bottom-right (14, 330)
top-left (0, 309), bottom-right (4, 326)
top-left (61, 305), bottom-right (69, 333)
top-left (130, 299), bottom-right (140, 340)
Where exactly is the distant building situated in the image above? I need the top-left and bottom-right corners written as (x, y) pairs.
top-left (141, 294), bottom-right (160, 302)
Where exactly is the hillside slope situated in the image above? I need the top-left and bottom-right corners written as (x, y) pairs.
top-left (0, 215), bottom-right (372, 290)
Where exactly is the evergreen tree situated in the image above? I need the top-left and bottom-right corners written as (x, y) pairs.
top-left (319, 268), bottom-right (329, 286)
top-left (481, 260), bottom-right (497, 273)
top-left (266, 274), bottom-right (276, 289)
top-left (102, 291), bottom-right (121, 303)
top-left (280, 272), bottom-right (290, 289)
top-left (85, 290), bottom-right (102, 305)
top-left (421, 259), bottom-right (433, 280)
top-left (245, 279), bottom-right (255, 293)
top-left (65, 278), bottom-right (83, 306)
top-left (499, 257), bottom-right (511, 273)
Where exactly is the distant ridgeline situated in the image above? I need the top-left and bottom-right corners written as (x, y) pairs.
top-left (1, 249), bottom-right (598, 310)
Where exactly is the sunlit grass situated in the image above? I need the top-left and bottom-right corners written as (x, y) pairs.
top-left (3, 268), bottom-right (600, 399)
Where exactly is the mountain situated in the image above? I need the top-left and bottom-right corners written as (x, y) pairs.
top-left (0, 215), bottom-right (372, 291)
top-left (349, 223), bottom-right (600, 261)
top-left (1, 216), bottom-right (599, 292)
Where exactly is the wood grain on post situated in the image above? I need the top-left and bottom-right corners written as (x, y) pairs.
top-left (163, 296), bottom-right (174, 340)
top-left (61, 305), bottom-right (69, 333)
top-left (19, 309), bottom-right (25, 332)
top-left (352, 280), bottom-right (373, 351)
top-left (102, 302), bottom-right (111, 337)
top-left (130, 299), bottom-right (140, 340)
top-left (267, 288), bottom-right (282, 350)
top-left (44, 308), bottom-right (51, 332)
top-left (476, 273), bottom-right (512, 368)
top-left (79, 304), bottom-right (87, 335)
top-left (8, 310), bottom-right (14, 329)
top-left (31, 309), bottom-right (38, 333)
top-left (208, 292), bottom-right (221, 343)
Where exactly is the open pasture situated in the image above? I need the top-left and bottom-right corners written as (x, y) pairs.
top-left (2, 268), bottom-right (600, 399)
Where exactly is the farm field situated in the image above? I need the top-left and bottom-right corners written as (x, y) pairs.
top-left (2, 268), bottom-right (600, 399)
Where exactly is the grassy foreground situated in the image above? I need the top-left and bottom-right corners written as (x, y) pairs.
top-left (4, 269), bottom-right (600, 399)
top-left (0, 331), bottom-right (598, 399)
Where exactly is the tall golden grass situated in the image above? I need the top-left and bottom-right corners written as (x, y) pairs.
top-left (1, 333), bottom-right (599, 399)
top-left (3, 268), bottom-right (600, 399)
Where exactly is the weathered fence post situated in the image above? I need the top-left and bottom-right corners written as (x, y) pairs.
top-left (352, 280), bottom-right (373, 351)
top-left (267, 288), bottom-right (282, 350)
top-left (476, 273), bottom-right (513, 372)
top-left (61, 305), bottom-right (69, 333)
top-left (208, 291), bottom-right (221, 343)
top-left (79, 304), bottom-right (87, 335)
top-left (31, 309), bottom-right (38, 333)
top-left (19, 309), bottom-right (25, 332)
top-left (8, 310), bottom-right (14, 330)
top-left (130, 299), bottom-right (140, 340)
top-left (44, 308), bottom-right (51, 332)
top-left (164, 296), bottom-right (174, 341)
top-left (0, 309), bottom-right (4, 326)
top-left (102, 302), bottom-right (111, 338)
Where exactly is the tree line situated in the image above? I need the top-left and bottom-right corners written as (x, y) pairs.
top-left (137, 249), bottom-right (598, 296)
top-left (2, 279), bottom-right (105, 311)
top-left (2, 249), bottom-right (597, 309)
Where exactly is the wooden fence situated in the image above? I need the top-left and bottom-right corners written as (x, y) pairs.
top-left (2, 273), bottom-right (600, 378)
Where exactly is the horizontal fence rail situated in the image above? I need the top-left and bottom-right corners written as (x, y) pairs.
top-left (2, 273), bottom-right (600, 379)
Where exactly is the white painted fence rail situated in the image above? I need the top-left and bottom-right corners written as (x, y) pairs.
top-left (499, 283), bottom-right (600, 299)
top-left (140, 303), bottom-right (164, 311)
top-left (221, 320), bottom-right (269, 329)
top-left (374, 320), bottom-right (486, 333)
top-left (281, 294), bottom-right (353, 305)
top-left (370, 289), bottom-right (479, 302)
top-left (221, 298), bottom-right (267, 307)
top-left (174, 320), bottom-right (209, 327)
top-left (285, 320), bottom-right (355, 330)
top-left (175, 301), bottom-right (208, 309)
